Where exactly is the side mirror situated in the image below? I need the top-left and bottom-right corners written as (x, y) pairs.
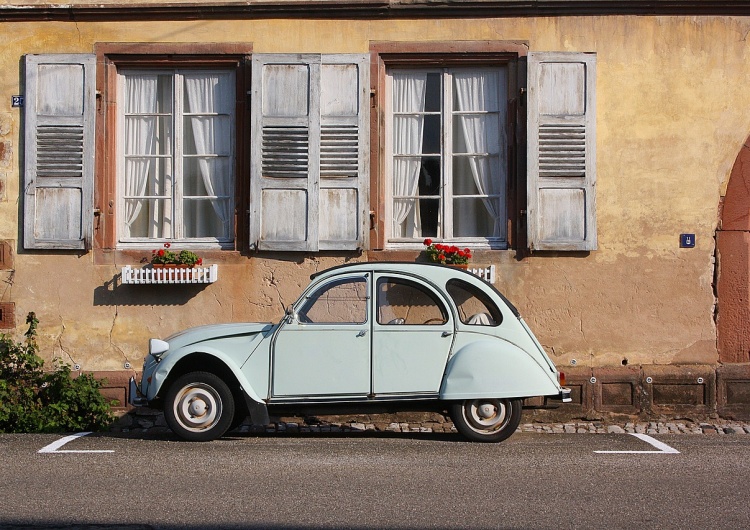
top-left (284, 306), bottom-right (296, 324)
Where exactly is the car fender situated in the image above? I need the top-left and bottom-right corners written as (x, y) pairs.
top-left (148, 343), bottom-right (265, 405)
top-left (440, 339), bottom-right (560, 400)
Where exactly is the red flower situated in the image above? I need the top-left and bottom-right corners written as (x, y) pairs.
top-left (438, 253), bottom-right (445, 261)
top-left (424, 238), bottom-right (433, 246)
top-left (196, 258), bottom-right (203, 266)
top-left (157, 249), bottom-right (165, 257)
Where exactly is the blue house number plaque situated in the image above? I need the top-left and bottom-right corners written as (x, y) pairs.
top-left (680, 234), bottom-right (695, 248)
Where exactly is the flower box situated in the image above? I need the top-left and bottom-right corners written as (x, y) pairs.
top-left (121, 264), bottom-right (218, 285)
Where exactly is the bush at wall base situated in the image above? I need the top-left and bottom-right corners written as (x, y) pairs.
top-left (0, 312), bottom-right (115, 433)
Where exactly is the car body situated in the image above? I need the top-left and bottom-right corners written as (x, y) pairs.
top-left (131, 262), bottom-right (570, 442)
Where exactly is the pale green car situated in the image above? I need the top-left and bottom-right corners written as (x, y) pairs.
top-left (131, 262), bottom-right (570, 442)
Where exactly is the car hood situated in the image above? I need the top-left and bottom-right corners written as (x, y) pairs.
top-left (164, 322), bottom-right (276, 350)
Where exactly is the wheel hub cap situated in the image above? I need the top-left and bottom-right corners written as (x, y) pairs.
top-left (477, 403), bottom-right (496, 419)
top-left (188, 398), bottom-right (208, 418)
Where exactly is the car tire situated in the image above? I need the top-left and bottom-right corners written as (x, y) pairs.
top-left (449, 398), bottom-right (522, 443)
top-left (164, 371), bottom-right (235, 442)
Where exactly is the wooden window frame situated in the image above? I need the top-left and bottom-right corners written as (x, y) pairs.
top-left (369, 41), bottom-right (527, 251)
top-left (94, 43), bottom-right (252, 251)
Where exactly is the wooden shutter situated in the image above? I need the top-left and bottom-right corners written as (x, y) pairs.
top-left (527, 52), bottom-right (596, 251)
top-left (24, 54), bottom-right (96, 250)
top-left (250, 54), bottom-right (369, 251)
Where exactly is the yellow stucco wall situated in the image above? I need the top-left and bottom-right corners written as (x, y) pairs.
top-left (1, 14), bottom-right (747, 372)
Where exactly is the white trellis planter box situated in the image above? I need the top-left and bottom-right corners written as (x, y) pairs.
top-left (467, 264), bottom-right (496, 283)
top-left (121, 264), bottom-right (218, 285)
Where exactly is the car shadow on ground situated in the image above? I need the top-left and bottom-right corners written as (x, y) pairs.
top-left (94, 428), bottom-right (465, 443)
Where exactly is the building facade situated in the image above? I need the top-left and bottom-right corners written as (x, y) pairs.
top-left (1, 0), bottom-right (749, 420)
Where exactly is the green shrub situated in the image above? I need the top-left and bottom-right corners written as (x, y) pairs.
top-left (0, 312), bottom-right (114, 433)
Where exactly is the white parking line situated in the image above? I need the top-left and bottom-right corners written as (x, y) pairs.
top-left (38, 432), bottom-right (114, 454)
top-left (595, 433), bottom-right (680, 454)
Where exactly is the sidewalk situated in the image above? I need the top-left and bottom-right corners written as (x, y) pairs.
top-left (112, 408), bottom-right (750, 436)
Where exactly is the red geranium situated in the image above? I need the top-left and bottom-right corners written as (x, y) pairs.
top-left (423, 239), bottom-right (472, 265)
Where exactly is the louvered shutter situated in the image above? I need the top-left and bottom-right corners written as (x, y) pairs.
top-left (318, 55), bottom-right (369, 250)
top-left (24, 54), bottom-right (96, 250)
top-left (250, 54), bottom-right (369, 251)
top-left (527, 52), bottom-right (596, 251)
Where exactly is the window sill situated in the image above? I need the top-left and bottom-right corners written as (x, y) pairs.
top-left (121, 264), bottom-right (218, 285)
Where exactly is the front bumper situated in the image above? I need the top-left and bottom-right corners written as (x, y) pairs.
top-left (128, 377), bottom-right (149, 407)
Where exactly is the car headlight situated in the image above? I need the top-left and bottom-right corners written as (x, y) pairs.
top-left (149, 338), bottom-right (169, 359)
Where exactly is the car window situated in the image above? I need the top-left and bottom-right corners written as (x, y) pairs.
top-left (377, 277), bottom-right (448, 325)
top-left (297, 277), bottom-right (368, 324)
top-left (446, 279), bottom-right (503, 326)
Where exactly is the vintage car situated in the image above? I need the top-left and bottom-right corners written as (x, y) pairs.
top-left (130, 262), bottom-right (570, 442)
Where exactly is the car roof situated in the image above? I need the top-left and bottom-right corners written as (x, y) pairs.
top-left (310, 261), bottom-right (520, 317)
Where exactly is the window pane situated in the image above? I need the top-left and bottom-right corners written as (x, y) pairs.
top-left (183, 115), bottom-right (232, 156)
top-left (123, 198), bottom-right (172, 238)
top-left (183, 72), bottom-right (233, 114)
top-left (298, 278), bottom-right (368, 324)
top-left (182, 198), bottom-right (230, 238)
top-left (424, 73), bottom-right (441, 113)
top-left (452, 157), bottom-right (481, 195)
top-left (377, 277), bottom-right (447, 325)
top-left (452, 114), bottom-right (500, 155)
top-left (452, 70), bottom-right (502, 112)
top-left (446, 279), bottom-right (503, 326)
top-left (392, 198), bottom-right (440, 238)
top-left (422, 114), bottom-right (441, 155)
top-left (183, 158), bottom-right (231, 196)
top-left (453, 197), bottom-right (497, 237)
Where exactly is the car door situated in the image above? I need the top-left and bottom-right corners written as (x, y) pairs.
top-left (271, 273), bottom-right (371, 398)
top-left (372, 274), bottom-right (454, 395)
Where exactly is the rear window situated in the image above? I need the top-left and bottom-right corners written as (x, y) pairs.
top-left (446, 279), bottom-right (503, 326)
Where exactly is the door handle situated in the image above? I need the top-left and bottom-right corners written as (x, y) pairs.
top-left (442, 331), bottom-right (452, 337)
top-left (357, 329), bottom-right (368, 337)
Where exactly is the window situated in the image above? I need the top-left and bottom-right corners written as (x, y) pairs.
top-left (117, 69), bottom-right (235, 245)
top-left (446, 279), bottom-right (502, 326)
top-left (298, 277), bottom-right (368, 324)
top-left (377, 277), bottom-right (447, 325)
top-left (386, 67), bottom-right (508, 247)
top-left (371, 43), bottom-right (597, 253)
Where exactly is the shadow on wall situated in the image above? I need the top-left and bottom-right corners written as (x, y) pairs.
top-left (93, 273), bottom-right (208, 306)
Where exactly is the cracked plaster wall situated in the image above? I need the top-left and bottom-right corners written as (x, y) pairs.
top-left (0, 14), bottom-right (743, 372)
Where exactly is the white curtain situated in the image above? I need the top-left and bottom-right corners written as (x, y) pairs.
top-left (392, 73), bottom-right (427, 238)
top-left (123, 75), bottom-right (157, 238)
top-left (454, 71), bottom-right (506, 238)
top-left (185, 74), bottom-right (232, 238)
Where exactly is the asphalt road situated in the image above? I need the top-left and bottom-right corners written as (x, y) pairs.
top-left (1, 430), bottom-right (749, 529)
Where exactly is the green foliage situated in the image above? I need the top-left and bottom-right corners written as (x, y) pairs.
top-left (0, 312), bottom-right (115, 433)
top-left (150, 243), bottom-right (203, 266)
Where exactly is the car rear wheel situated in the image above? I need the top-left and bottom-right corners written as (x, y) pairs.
top-left (449, 398), bottom-right (522, 443)
top-left (164, 371), bottom-right (235, 442)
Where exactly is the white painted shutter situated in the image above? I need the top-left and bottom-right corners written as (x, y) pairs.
top-left (250, 54), bottom-right (369, 251)
top-left (24, 54), bottom-right (96, 250)
top-left (527, 52), bottom-right (596, 251)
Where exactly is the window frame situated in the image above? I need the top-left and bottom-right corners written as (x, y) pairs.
top-left (116, 67), bottom-right (237, 247)
top-left (94, 43), bottom-right (252, 252)
top-left (369, 41), bottom-right (526, 252)
top-left (384, 65), bottom-right (509, 247)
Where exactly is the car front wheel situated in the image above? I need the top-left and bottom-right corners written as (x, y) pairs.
top-left (449, 398), bottom-right (522, 443)
top-left (164, 371), bottom-right (235, 442)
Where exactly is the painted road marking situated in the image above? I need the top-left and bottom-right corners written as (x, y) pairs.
top-left (38, 432), bottom-right (114, 454)
top-left (595, 433), bottom-right (680, 454)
